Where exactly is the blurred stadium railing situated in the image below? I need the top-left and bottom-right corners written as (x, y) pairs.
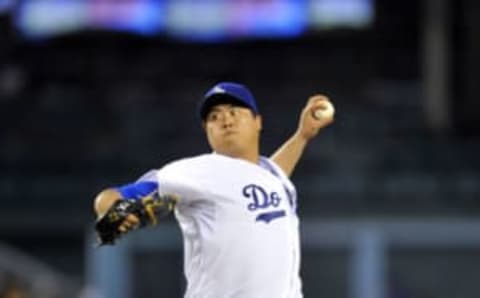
top-left (86, 219), bottom-right (480, 298)
top-left (0, 242), bottom-right (84, 298)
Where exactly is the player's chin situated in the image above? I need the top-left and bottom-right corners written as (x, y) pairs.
top-left (219, 134), bottom-right (240, 144)
top-left (216, 144), bottom-right (243, 157)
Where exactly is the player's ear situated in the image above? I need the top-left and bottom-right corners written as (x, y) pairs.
top-left (255, 115), bottom-right (262, 132)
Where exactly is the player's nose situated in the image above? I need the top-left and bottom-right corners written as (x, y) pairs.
top-left (221, 113), bottom-right (234, 128)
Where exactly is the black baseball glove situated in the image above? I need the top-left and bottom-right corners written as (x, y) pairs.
top-left (95, 192), bottom-right (178, 245)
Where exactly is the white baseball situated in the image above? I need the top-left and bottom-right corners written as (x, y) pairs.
top-left (313, 101), bottom-right (335, 120)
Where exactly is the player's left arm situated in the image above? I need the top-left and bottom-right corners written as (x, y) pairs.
top-left (270, 95), bottom-right (334, 177)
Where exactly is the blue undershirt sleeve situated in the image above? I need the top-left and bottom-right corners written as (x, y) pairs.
top-left (116, 181), bottom-right (159, 201)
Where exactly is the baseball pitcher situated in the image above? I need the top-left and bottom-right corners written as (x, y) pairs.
top-left (94, 82), bottom-right (334, 298)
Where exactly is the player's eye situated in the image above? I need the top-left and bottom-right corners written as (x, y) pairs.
top-left (207, 112), bottom-right (219, 122)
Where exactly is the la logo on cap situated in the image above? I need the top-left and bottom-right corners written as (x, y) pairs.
top-left (213, 86), bottom-right (226, 93)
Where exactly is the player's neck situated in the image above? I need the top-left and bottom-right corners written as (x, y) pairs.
top-left (217, 149), bottom-right (259, 164)
top-left (239, 151), bottom-right (260, 164)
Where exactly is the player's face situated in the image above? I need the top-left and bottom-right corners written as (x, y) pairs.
top-left (204, 104), bottom-right (262, 159)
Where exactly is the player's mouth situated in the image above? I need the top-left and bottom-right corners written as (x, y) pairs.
top-left (222, 130), bottom-right (237, 136)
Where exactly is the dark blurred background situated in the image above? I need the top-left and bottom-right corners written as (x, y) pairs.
top-left (0, 0), bottom-right (479, 297)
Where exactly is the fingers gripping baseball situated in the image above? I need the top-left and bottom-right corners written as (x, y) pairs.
top-left (297, 94), bottom-right (335, 140)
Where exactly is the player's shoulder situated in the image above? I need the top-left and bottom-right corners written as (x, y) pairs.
top-left (159, 153), bottom-right (219, 173)
top-left (259, 156), bottom-right (286, 176)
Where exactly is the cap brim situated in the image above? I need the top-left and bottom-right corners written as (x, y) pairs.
top-left (199, 94), bottom-right (251, 120)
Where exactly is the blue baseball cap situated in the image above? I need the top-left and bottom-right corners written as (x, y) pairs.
top-left (199, 82), bottom-right (259, 120)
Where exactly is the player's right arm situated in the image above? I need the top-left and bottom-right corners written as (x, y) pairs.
top-left (94, 179), bottom-right (169, 238)
top-left (94, 188), bottom-right (121, 217)
top-left (93, 161), bottom-right (204, 244)
top-left (94, 188), bottom-right (140, 233)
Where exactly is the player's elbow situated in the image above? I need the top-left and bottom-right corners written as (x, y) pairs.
top-left (94, 188), bottom-right (122, 218)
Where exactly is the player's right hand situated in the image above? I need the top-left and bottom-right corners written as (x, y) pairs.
top-left (94, 188), bottom-right (139, 233)
top-left (94, 187), bottom-right (177, 245)
top-left (118, 214), bottom-right (140, 233)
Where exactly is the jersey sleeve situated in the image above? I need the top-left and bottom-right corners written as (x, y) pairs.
top-left (115, 158), bottom-right (209, 204)
top-left (155, 160), bottom-right (210, 205)
top-left (136, 170), bottom-right (158, 183)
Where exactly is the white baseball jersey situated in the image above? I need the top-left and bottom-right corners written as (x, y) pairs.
top-left (142, 153), bottom-right (302, 298)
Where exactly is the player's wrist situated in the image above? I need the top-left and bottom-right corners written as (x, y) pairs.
top-left (294, 127), bottom-right (316, 142)
top-left (292, 129), bottom-right (311, 146)
top-left (94, 188), bottom-right (122, 218)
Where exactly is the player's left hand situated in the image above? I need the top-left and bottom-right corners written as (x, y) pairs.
top-left (296, 94), bottom-right (335, 140)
